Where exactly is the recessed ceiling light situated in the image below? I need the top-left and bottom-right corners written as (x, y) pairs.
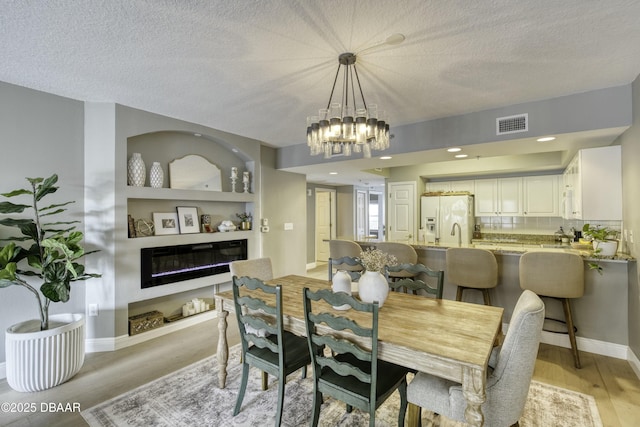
top-left (454, 154), bottom-right (468, 158)
top-left (231, 148), bottom-right (239, 153)
top-left (329, 172), bottom-right (338, 175)
top-left (447, 147), bottom-right (462, 152)
top-left (194, 133), bottom-right (202, 137)
top-left (537, 136), bottom-right (556, 142)
top-left (380, 156), bottom-right (392, 160)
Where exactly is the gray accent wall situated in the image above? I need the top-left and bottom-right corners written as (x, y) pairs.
top-left (0, 82), bottom-right (86, 362)
top-left (620, 74), bottom-right (640, 358)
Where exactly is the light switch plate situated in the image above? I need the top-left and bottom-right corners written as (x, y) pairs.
top-left (284, 223), bottom-right (293, 230)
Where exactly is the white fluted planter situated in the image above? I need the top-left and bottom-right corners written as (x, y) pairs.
top-left (5, 313), bottom-right (85, 392)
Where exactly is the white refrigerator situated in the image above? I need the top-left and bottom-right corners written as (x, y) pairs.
top-left (421, 195), bottom-right (474, 245)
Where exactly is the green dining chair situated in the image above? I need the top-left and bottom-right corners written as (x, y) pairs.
top-left (303, 287), bottom-right (409, 427)
top-left (232, 276), bottom-right (311, 427)
top-left (384, 263), bottom-right (445, 299)
top-left (328, 256), bottom-right (364, 281)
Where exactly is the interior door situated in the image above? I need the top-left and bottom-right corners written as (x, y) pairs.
top-left (387, 182), bottom-right (416, 242)
top-left (315, 189), bottom-right (335, 262)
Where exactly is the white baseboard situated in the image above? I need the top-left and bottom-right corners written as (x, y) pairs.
top-left (306, 262), bottom-right (317, 270)
top-left (85, 310), bottom-right (218, 353)
top-left (628, 347), bottom-right (640, 380)
top-left (539, 330), bottom-right (629, 360)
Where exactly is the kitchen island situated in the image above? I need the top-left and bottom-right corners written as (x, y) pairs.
top-left (353, 238), bottom-right (634, 357)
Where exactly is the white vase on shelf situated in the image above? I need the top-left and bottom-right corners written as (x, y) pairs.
top-left (331, 270), bottom-right (352, 310)
top-left (358, 270), bottom-right (389, 308)
top-left (127, 153), bottom-right (146, 187)
top-left (149, 162), bottom-right (164, 188)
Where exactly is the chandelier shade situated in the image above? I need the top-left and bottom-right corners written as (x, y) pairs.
top-left (307, 52), bottom-right (390, 158)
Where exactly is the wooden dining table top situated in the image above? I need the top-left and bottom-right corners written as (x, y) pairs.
top-left (216, 274), bottom-right (504, 381)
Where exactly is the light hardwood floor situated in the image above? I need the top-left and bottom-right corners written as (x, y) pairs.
top-left (1, 264), bottom-right (639, 426)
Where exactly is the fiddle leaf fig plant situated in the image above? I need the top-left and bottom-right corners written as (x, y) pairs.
top-left (0, 174), bottom-right (100, 330)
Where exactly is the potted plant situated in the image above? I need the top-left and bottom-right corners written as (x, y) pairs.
top-left (357, 248), bottom-right (397, 308)
top-left (236, 212), bottom-right (252, 230)
top-left (582, 223), bottom-right (619, 273)
top-left (0, 174), bottom-right (100, 392)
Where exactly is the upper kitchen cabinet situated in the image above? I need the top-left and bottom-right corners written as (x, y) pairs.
top-left (562, 145), bottom-right (622, 221)
top-left (523, 175), bottom-right (560, 217)
top-left (425, 179), bottom-right (474, 193)
top-left (474, 177), bottom-right (523, 216)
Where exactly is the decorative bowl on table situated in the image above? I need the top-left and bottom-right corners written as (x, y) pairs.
top-left (218, 220), bottom-right (237, 232)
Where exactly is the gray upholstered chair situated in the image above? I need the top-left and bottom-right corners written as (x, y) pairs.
top-left (229, 257), bottom-right (273, 281)
top-left (446, 247), bottom-right (498, 305)
top-left (375, 242), bottom-right (418, 280)
top-left (328, 240), bottom-right (363, 279)
top-left (519, 251), bottom-right (584, 368)
top-left (407, 290), bottom-right (545, 427)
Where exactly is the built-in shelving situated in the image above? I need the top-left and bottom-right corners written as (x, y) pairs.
top-left (125, 186), bottom-right (255, 203)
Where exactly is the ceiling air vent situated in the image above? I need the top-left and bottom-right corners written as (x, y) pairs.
top-left (496, 113), bottom-right (528, 135)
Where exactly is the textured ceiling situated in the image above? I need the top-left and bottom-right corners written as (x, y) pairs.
top-left (2, 1), bottom-right (640, 184)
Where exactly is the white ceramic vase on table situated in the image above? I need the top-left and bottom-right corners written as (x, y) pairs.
top-left (358, 270), bottom-right (389, 308)
top-left (331, 270), bottom-right (352, 310)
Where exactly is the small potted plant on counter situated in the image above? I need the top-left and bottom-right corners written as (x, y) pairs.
top-left (582, 224), bottom-right (619, 273)
top-left (0, 174), bottom-right (101, 392)
top-left (236, 212), bottom-right (252, 230)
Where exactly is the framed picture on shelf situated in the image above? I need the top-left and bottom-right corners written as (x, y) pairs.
top-left (153, 212), bottom-right (180, 236)
top-left (176, 206), bottom-right (200, 234)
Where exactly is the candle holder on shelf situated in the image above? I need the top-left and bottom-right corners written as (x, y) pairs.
top-left (230, 167), bottom-right (238, 193)
top-left (242, 171), bottom-right (250, 193)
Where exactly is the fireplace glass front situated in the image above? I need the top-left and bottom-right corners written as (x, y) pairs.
top-left (141, 239), bottom-right (247, 288)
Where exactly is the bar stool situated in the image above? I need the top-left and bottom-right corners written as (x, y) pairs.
top-left (376, 242), bottom-right (418, 281)
top-left (328, 239), bottom-right (363, 280)
top-left (519, 251), bottom-right (584, 369)
top-left (446, 247), bottom-right (498, 305)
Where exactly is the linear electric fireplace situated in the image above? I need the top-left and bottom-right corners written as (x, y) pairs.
top-left (141, 239), bottom-right (247, 288)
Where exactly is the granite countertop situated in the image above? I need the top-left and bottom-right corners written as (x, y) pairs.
top-left (346, 234), bottom-right (634, 262)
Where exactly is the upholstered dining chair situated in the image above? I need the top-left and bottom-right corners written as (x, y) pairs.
top-left (230, 257), bottom-right (273, 281)
top-left (232, 276), bottom-right (311, 427)
top-left (303, 288), bottom-right (409, 427)
top-left (385, 263), bottom-right (444, 298)
top-left (446, 247), bottom-right (498, 305)
top-left (406, 290), bottom-right (544, 427)
top-left (519, 251), bottom-right (584, 368)
top-left (328, 239), bottom-right (364, 280)
top-left (375, 242), bottom-right (418, 280)
top-left (230, 257), bottom-right (274, 390)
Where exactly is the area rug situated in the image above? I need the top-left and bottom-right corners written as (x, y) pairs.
top-left (82, 345), bottom-right (602, 427)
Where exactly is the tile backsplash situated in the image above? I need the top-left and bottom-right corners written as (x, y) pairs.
top-left (476, 216), bottom-right (622, 237)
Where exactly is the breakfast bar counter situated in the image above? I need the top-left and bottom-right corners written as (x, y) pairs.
top-left (412, 244), bottom-right (633, 349)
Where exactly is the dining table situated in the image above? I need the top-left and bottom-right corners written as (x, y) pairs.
top-left (214, 274), bottom-right (503, 427)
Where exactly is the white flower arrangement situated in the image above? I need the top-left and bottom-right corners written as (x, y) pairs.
top-left (359, 248), bottom-right (397, 273)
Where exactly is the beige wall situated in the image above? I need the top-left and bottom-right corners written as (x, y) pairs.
top-left (260, 146), bottom-right (307, 277)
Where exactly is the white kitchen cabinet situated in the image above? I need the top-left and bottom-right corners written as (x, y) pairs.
top-left (523, 175), bottom-right (559, 216)
top-left (474, 177), bottom-right (523, 216)
top-left (562, 146), bottom-right (621, 220)
top-left (425, 179), bottom-right (474, 193)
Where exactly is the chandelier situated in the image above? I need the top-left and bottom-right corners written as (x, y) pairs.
top-left (307, 52), bottom-right (390, 159)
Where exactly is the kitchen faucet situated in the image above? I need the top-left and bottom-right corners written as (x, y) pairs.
top-left (451, 222), bottom-right (462, 247)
